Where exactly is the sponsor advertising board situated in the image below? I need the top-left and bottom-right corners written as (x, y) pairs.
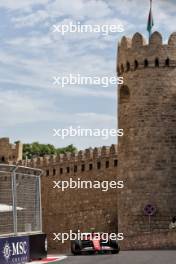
top-left (0, 236), bottom-right (29, 264)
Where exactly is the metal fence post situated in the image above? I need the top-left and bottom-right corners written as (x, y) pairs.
top-left (12, 168), bottom-right (18, 235)
top-left (39, 176), bottom-right (43, 232)
top-left (0, 164), bottom-right (42, 236)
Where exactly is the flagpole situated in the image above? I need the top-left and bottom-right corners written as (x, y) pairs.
top-left (147, 0), bottom-right (154, 41)
top-left (149, 0), bottom-right (152, 40)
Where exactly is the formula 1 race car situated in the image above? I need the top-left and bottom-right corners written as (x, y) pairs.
top-left (71, 230), bottom-right (120, 255)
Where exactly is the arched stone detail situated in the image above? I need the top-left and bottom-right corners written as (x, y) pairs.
top-left (132, 33), bottom-right (146, 48)
top-left (168, 32), bottom-right (176, 46)
top-left (121, 36), bottom-right (132, 49)
top-left (150, 31), bottom-right (162, 47)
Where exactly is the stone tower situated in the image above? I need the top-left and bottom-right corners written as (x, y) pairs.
top-left (0, 137), bottom-right (23, 163)
top-left (117, 32), bottom-right (176, 247)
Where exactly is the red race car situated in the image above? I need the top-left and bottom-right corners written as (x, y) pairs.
top-left (71, 230), bottom-right (120, 255)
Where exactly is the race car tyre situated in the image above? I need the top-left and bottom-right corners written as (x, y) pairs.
top-left (111, 247), bottom-right (120, 254)
top-left (109, 239), bottom-right (120, 254)
top-left (71, 240), bottom-right (82, 255)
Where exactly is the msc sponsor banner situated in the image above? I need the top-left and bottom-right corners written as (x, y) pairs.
top-left (0, 236), bottom-right (29, 264)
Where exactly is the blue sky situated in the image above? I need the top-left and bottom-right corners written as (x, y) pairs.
top-left (0, 0), bottom-right (175, 150)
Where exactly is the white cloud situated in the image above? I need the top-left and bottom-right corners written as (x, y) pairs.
top-left (107, 0), bottom-right (176, 35)
top-left (7, 35), bottom-right (52, 47)
top-left (11, 10), bottom-right (49, 28)
top-left (1, 22), bottom-right (117, 99)
top-left (0, 0), bottom-right (175, 148)
top-left (47, 0), bottom-right (112, 19)
top-left (0, 89), bottom-right (116, 145)
top-left (0, 0), bottom-right (49, 11)
top-left (75, 112), bottom-right (116, 127)
top-left (0, 90), bottom-right (58, 126)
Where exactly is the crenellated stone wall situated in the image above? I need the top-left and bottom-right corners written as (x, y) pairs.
top-left (18, 144), bottom-right (119, 252)
top-left (0, 138), bottom-right (22, 163)
top-left (117, 32), bottom-right (176, 75)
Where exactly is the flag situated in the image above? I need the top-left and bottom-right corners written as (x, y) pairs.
top-left (147, 0), bottom-right (154, 38)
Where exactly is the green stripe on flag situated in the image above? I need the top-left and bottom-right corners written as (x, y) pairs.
top-left (147, 0), bottom-right (154, 37)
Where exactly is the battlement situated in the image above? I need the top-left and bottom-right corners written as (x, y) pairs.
top-left (17, 144), bottom-right (118, 169)
top-left (0, 137), bottom-right (23, 163)
top-left (117, 32), bottom-right (176, 75)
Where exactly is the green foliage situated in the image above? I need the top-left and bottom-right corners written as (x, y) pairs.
top-left (23, 142), bottom-right (77, 159)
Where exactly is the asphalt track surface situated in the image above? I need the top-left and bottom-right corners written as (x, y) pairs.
top-left (57, 251), bottom-right (176, 264)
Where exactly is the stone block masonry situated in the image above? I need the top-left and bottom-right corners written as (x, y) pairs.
top-left (0, 138), bottom-right (22, 163)
top-left (18, 144), bottom-right (119, 252)
top-left (117, 31), bottom-right (176, 248)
